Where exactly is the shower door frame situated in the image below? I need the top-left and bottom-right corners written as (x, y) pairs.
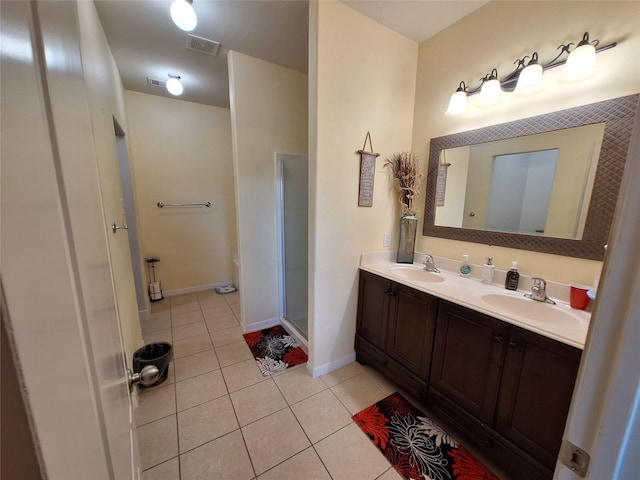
top-left (275, 153), bottom-right (309, 344)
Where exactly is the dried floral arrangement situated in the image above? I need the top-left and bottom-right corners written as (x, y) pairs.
top-left (383, 151), bottom-right (425, 216)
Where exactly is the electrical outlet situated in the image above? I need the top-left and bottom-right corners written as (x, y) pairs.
top-left (383, 232), bottom-right (391, 247)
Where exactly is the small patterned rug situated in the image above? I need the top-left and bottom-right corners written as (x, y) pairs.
top-left (242, 325), bottom-right (308, 376)
top-left (353, 392), bottom-right (499, 480)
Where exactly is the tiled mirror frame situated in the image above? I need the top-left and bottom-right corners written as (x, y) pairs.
top-left (423, 94), bottom-right (639, 260)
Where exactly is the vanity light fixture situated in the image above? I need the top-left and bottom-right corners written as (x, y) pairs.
top-left (445, 32), bottom-right (616, 116)
top-left (445, 82), bottom-right (468, 117)
top-left (166, 74), bottom-right (184, 96)
top-left (563, 32), bottom-right (598, 82)
top-left (170, 0), bottom-right (197, 32)
top-left (479, 69), bottom-right (501, 106)
top-left (514, 52), bottom-right (543, 95)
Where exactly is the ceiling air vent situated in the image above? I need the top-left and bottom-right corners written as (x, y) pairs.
top-left (188, 34), bottom-right (220, 56)
top-left (147, 77), bottom-right (166, 88)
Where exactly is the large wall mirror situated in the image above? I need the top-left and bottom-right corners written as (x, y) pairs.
top-left (423, 94), bottom-right (639, 260)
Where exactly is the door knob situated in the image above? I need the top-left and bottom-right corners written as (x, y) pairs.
top-left (127, 365), bottom-right (159, 391)
top-left (112, 222), bottom-right (129, 234)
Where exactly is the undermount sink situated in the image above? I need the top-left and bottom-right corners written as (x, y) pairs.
top-left (478, 292), bottom-right (586, 325)
top-left (389, 265), bottom-right (445, 283)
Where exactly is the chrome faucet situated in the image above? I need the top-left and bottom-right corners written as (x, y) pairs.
top-left (525, 277), bottom-right (556, 304)
top-left (423, 254), bottom-right (440, 273)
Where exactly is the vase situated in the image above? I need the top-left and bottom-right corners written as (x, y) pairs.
top-left (397, 215), bottom-right (418, 263)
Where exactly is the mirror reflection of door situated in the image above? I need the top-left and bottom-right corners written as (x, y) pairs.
top-left (436, 122), bottom-right (605, 240)
top-left (484, 149), bottom-right (558, 235)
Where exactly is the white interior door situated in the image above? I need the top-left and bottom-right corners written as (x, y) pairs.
top-left (1, 1), bottom-right (137, 478)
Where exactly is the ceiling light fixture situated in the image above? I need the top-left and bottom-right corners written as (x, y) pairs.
top-left (170, 0), bottom-right (197, 32)
top-left (166, 74), bottom-right (184, 96)
top-left (444, 32), bottom-right (616, 116)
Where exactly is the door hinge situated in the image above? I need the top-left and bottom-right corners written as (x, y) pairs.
top-left (559, 439), bottom-right (590, 477)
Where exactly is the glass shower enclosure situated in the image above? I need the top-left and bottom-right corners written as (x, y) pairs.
top-left (276, 153), bottom-right (308, 339)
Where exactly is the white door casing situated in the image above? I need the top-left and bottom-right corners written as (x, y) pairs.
top-left (554, 105), bottom-right (640, 478)
top-left (1, 1), bottom-right (137, 478)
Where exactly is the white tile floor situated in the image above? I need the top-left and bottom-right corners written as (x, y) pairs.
top-left (137, 290), bottom-right (506, 480)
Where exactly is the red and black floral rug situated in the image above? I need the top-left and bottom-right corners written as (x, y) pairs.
top-left (353, 392), bottom-right (499, 480)
top-left (242, 325), bottom-right (308, 376)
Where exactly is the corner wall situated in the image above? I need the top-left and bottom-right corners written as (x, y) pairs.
top-left (228, 51), bottom-right (308, 329)
top-left (125, 91), bottom-right (235, 293)
top-left (309, 0), bottom-right (418, 373)
top-left (412, 0), bottom-right (640, 285)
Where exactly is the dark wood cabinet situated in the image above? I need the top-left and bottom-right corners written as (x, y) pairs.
top-left (495, 326), bottom-right (581, 470)
top-left (355, 270), bottom-right (437, 400)
top-left (355, 272), bottom-right (582, 480)
top-left (429, 300), bottom-right (581, 479)
top-left (430, 301), bottom-right (509, 425)
top-left (356, 270), bottom-right (391, 350)
top-left (386, 282), bottom-right (438, 378)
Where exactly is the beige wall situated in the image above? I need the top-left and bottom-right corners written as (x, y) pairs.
top-left (413, 0), bottom-right (640, 285)
top-left (125, 91), bottom-right (235, 292)
top-left (310, 0), bottom-right (418, 372)
top-left (77, 1), bottom-right (143, 362)
top-left (228, 51), bottom-right (308, 328)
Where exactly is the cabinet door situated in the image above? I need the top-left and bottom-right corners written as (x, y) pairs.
top-left (386, 283), bottom-right (438, 378)
top-left (430, 301), bottom-right (508, 425)
top-left (356, 270), bottom-right (392, 350)
top-left (495, 326), bottom-right (581, 470)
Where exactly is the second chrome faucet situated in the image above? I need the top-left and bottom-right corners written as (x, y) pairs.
top-left (525, 277), bottom-right (556, 304)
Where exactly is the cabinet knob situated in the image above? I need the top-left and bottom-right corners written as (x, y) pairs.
top-left (509, 340), bottom-right (520, 349)
top-left (493, 335), bottom-right (504, 344)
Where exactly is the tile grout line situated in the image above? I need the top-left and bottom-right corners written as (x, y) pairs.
top-left (171, 303), bottom-right (182, 480)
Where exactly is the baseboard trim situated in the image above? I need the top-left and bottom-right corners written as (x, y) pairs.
top-left (241, 317), bottom-right (280, 334)
top-left (307, 351), bottom-right (356, 378)
top-left (163, 282), bottom-right (232, 297)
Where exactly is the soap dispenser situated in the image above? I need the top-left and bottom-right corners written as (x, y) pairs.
top-left (481, 257), bottom-right (495, 284)
top-left (460, 255), bottom-right (471, 277)
top-left (505, 261), bottom-right (520, 291)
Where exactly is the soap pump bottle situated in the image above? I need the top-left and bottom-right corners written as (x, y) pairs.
top-left (505, 261), bottom-right (520, 291)
top-left (481, 257), bottom-right (495, 284)
top-left (460, 255), bottom-right (471, 277)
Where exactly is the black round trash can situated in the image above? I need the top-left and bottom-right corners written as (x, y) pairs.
top-left (132, 342), bottom-right (173, 387)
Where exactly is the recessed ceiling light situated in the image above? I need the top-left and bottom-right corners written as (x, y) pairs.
top-left (166, 74), bottom-right (184, 96)
top-left (170, 0), bottom-right (197, 32)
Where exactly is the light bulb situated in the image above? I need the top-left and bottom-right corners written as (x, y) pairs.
top-left (563, 43), bottom-right (596, 82)
top-left (479, 71), bottom-right (501, 106)
top-left (445, 83), bottom-right (468, 116)
top-left (166, 76), bottom-right (184, 96)
top-left (170, 0), bottom-right (197, 32)
top-left (515, 63), bottom-right (543, 95)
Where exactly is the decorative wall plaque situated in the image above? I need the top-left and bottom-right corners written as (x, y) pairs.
top-left (357, 131), bottom-right (380, 207)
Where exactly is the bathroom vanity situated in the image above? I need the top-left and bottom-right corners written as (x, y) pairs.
top-left (355, 252), bottom-right (589, 480)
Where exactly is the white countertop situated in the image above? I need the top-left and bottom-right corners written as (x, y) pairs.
top-left (360, 251), bottom-right (591, 349)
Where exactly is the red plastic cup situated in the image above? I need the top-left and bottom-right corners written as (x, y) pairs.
top-left (570, 284), bottom-right (590, 310)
